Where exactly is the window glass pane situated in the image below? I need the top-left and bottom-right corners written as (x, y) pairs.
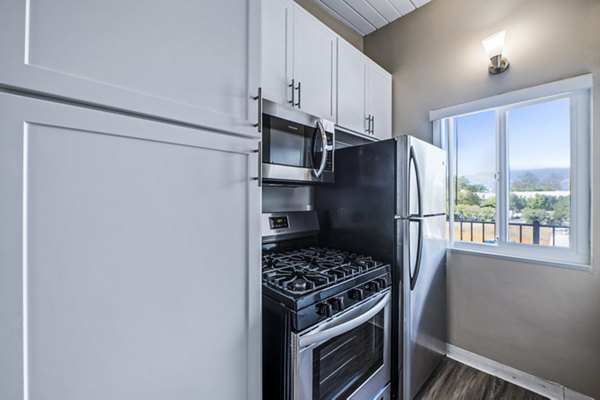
top-left (453, 110), bottom-right (496, 243)
top-left (507, 97), bottom-right (570, 247)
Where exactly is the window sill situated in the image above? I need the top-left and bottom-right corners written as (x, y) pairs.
top-left (447, 246), bottom-right (592, 272)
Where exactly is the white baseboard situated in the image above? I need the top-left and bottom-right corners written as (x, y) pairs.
top-left (445, 344), bottom-right (594, 400)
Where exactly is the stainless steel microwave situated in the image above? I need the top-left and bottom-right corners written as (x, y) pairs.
top-left (262, 100), bottom-right (335, 184)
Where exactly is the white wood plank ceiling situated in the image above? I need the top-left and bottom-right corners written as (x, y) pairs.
top-left (316, 0), bottom-right (431, 35)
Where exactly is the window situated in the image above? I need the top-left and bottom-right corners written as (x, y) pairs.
top-left (433, 75), bottom-right (591, 268)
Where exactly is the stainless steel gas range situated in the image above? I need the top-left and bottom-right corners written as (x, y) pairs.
top-left (262, 211), bottom-right (392, 400)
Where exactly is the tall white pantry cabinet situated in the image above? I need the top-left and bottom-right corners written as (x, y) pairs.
top-left (0, 1), bottom-right (262, 400)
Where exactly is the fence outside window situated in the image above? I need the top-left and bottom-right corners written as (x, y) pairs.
top-left (449, 219), bottom-right (570, 247)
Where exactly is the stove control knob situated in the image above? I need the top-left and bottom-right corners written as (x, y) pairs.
top-left (316, 302), bottom-right (333, 318)
top-left (376, 277), bottom-right (389, 289)
top-left (365, 281), bottom-right (381, 293)
top-left (329, 296), bottom-right (345, 312)
top-left (349, 288), bottom-right (364, 301)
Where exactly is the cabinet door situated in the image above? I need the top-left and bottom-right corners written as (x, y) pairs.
top-left (262, 0), bottom-right (293, 106)
top-left (292, 5), bottom-right (337, 121)
top-left (367, 63), bottom-right (392, 140)
top-left (337, 39), bottom-right (367, 134)
top-left (0, 0), bottom-right (261, 138)
top-left (0, 92), bottom-right (261, 400)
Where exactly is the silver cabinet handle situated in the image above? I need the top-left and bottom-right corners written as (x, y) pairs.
top-left (299, 291), bottom-right (390, 349)
top-left (289, 80), bottom-right (301, 108)
top-left (253, 143), bottom-right (262, 187)
top-left (371, 115), bottom-right (375, 135)
top-left (296, 81), bottom-right (301, 108)
top-left (288, 79), bottom-right (295, 106)
top-left (252, 87), bottom-right (262, 133)
top-left (366, 115), bottom-right (374, 135)
top-left (312, 120), bottom-right (328, 178)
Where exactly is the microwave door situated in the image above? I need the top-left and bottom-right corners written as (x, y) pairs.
top-left (261, 112), bottom-right (335, 184)
top-left (264, 116), bottom-right (310, 168)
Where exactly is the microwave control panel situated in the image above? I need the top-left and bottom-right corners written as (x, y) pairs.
top-left (325, 134), bottom-right (334, 171)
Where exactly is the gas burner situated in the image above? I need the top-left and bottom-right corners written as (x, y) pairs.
top-left (262, 247), bottom-right (386, 296)
top-left (264, 267), bottom-right (330, 294)
top-left (340, 254), bottom-right (380, 272)
top-left (262, 255), bottom-right (289, 270)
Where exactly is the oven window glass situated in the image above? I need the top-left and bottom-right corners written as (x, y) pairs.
top-left (312, 309), bottom-right (384, 400)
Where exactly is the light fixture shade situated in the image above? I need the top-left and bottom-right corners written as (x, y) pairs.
top-left (482, 30), bottom-right (506, 58)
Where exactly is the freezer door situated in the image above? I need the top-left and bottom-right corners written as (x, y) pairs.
top-left (403, 215), bottom-right (446, 400)
top-left (406, 136), bottom-right (446, 217)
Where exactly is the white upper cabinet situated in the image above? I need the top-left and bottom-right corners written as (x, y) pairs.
top-left (262, 0), bottom-right (293, 106)
top-left (366, 61), bottom-right (393, 140)
top-left (337, 39), bottom-right (367, 134)
top-left (261, 0), bottom-right (336, 121)
top-left (0, 0), bottom-right (261, 137)
top-left (292, 6), bottom-right (337, 121)
top-left (336, 39), bottom-right (392, 139)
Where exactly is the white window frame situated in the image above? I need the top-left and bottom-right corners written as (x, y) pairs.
top-left (432, 74), bottom-right (592, 270)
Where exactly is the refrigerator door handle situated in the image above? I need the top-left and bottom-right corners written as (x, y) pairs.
top-left (409, 217), bottom-right (424, 291)
top-left (409, 145), bottom-right (424, 218)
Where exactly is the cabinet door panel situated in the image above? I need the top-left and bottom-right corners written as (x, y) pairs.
top-left (293, 6), bottom-right (336, 120)
top-left (367, 64), bottom-right (392, 140)
top-left (0, 92), bottom-right (261, 400)
top-left (337, 39), bottom-right (367, 134)
top-left (0, 0), bottom-right (261, 137)
top-left (262, 0), bottom-right (293, 105)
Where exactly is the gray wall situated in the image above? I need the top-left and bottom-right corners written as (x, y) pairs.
top-left (293, 0), bottom-right (364, 51)
top-left (364, 0), bottom-right (600, 397)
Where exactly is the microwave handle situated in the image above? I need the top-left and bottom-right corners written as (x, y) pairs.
top-left (312, 120), bottom-right (329, 178)
top-left (299, 291), bottom-right (390, 349)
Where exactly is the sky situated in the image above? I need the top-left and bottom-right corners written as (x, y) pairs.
top-left (455, 97), bottom-right (570, 188)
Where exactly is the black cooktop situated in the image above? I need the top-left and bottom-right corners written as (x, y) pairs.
top-left (262, 247), bottom-right (390, 310)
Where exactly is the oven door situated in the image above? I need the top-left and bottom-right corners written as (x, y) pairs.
top-left (261, 112), bottom-right (334, 184)
top-left (293, 290), bottom-right (391, 400)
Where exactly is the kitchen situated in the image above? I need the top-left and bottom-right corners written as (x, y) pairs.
top-left (0, 0), bottom-right (598, 400)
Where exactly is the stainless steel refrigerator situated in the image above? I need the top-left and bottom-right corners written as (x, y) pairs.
top-left (315, 135), bottom-right (447, 400)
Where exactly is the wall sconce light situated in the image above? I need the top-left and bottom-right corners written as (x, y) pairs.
top-left (482, 30), bottom-right (509, 75)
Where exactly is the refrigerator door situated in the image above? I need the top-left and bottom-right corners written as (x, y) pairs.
top-left (402, 214), bottom-right (447, 400)
top-left (316, 139), bottom-right (398, 264)
top-left (405, 136), bottom-right (446, 217)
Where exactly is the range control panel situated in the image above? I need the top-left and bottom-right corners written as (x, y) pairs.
top-left (316, 277), bottom-right (390, 318)
top-left (261, 211), bottom-right (320, 244)
top-left (269, 216), bottom-right (289, 229)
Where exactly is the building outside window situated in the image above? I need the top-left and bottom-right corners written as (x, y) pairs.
top-left (433, 75), bottom-right (592, 269)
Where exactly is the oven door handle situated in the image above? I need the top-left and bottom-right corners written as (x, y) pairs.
top-left (299, 291), bottom-right (390, 349)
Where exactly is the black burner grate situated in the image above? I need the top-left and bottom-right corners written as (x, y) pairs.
top-left (262, 247), bottom-right (384, 296)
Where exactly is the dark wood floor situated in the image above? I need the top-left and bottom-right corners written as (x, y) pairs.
top-left (415, 358), bottom-right (548, 400)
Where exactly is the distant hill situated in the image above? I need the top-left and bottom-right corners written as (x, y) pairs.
top-left (462, 168), bottom-right (569, 191)
top-left (510, 168), bottom-right (570, 191)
